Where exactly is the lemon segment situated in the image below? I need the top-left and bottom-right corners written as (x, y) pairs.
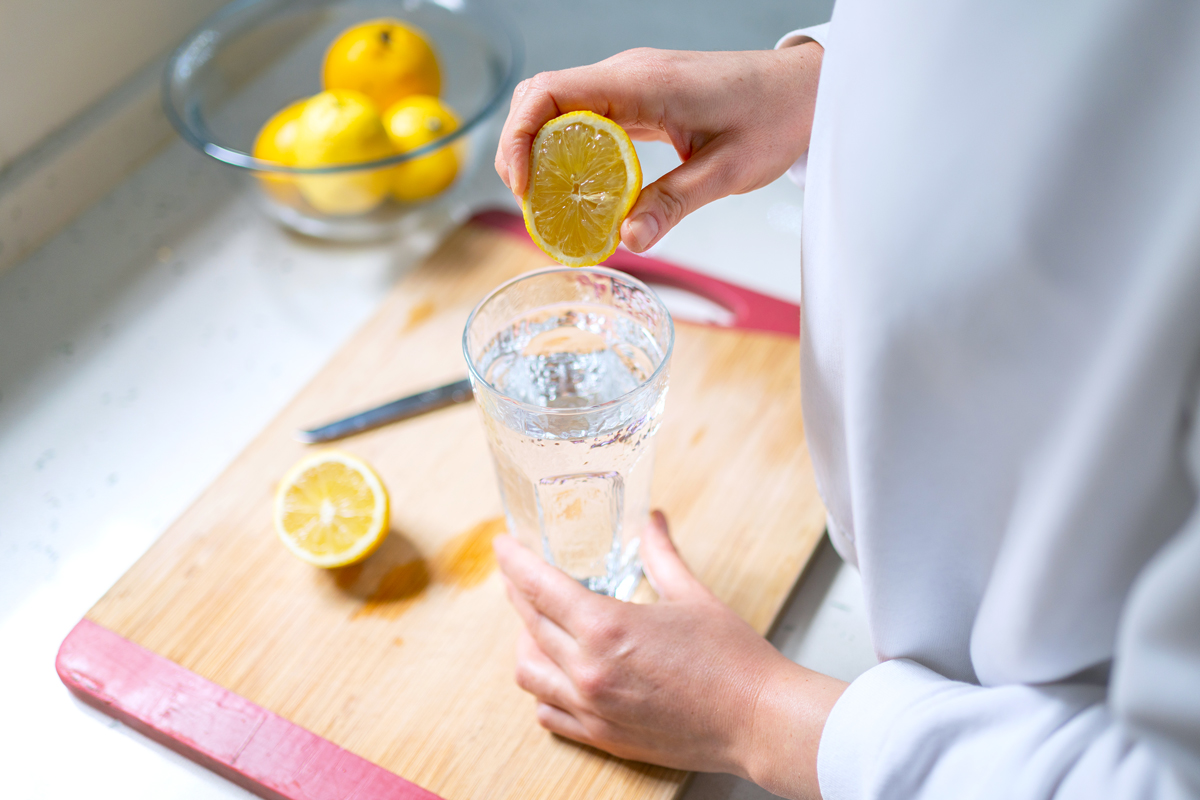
top-left (323, 19), bottom-right (441, 111)
top-left (274, 451), bottom-right (390, 568)
top-left (383, 95), bottom-right (461, 202)
top-left (252, 98), bottom-right (309, 208)
top-left (522, 111), bottom-right (642, 267)
top-left (292, 90), bottom-right (395, 215)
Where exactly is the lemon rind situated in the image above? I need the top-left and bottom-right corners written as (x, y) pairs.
top-left (273, 449), bottom-right (390, 569)
top-left (521, 110), bottom-right (643, 267)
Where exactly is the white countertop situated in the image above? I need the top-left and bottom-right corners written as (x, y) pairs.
top-left (0, 2), bottom-right (877, 797)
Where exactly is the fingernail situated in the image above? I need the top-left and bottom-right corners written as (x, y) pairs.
top-left (508, 166), bottom-right (518, 194)
top-left (625, 214), bottom-right (659, 252)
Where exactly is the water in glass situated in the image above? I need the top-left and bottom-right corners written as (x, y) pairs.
top-left (464, 268), bottom-right (672, 599)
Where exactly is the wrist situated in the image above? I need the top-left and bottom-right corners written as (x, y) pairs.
top-left (767, 42), bottom-right (824, 164)
top-left (738, 656), bottom-right (847, 800)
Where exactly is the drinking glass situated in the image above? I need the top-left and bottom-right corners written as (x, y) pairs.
top-left (463, 266), bottom-right (674, 599)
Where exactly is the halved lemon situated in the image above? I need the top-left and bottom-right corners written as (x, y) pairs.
top-left (522, 111), bottom-right (642, 267)
top-left (273, 450), bottom-right (389, 568)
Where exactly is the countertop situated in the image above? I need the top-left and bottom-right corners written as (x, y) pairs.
top-left (0, 2), bottom-right (877, 797)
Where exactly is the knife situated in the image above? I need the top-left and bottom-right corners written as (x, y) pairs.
top-left (295, 378), bottom-right (474, 444)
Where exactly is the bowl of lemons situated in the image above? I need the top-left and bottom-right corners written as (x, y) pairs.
top-left (164, 0), bottom-right (522, 240)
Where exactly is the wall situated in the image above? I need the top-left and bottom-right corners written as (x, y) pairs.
top-left (0, 0), bottom-right (227, 171)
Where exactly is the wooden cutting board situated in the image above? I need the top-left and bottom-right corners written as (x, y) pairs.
top-left (57, 211), bottom-right (826, 800)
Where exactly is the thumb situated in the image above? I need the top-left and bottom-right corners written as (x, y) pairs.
top-left (620, 146), bottom-right (737, 253)
top-left (640, 510), bottom-right (709, 602)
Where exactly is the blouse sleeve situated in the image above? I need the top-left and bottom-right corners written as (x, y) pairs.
top-left (816, 386), bottom-right (1200, 800)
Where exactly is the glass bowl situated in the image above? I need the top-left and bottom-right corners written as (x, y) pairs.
top-left (164, 0), bottom-right (522, 240)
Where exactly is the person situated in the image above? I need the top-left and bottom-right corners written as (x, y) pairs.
top-left (489, 3), bottom-right (1200, 798)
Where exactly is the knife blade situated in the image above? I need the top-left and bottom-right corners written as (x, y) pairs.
top-left (295, 378), bottom-right (474, 444)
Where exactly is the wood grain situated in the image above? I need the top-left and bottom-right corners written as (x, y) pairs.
top-left (85, 221), bottom-right (826, 800)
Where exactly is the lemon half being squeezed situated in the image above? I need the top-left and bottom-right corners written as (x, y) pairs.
top-left (522, 111), bottom-right (642, 267)
top-left (274, 450), bottom-right (390, 568)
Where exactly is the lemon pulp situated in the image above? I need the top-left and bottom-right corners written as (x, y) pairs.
top-left (523, 111), bottom-right (641, 267)
top-left (274, 451), bottom-right (389, 568)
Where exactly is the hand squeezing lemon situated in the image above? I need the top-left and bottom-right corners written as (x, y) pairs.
top-left (252, 18), bottom-right (460, 216)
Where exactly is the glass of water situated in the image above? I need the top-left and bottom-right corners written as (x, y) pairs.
top-left (463, 266), bottom-right (674, 600)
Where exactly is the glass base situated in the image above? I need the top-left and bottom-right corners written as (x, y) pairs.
top-left (580, 557), bottom-right (643, 601)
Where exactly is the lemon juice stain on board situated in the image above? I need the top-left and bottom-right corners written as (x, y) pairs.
top-left (432, 517), bottom-right (506, 588)
top-left (349, 516), bottom-right (507, 619)
top-left (402, 299), bottom-right (437, 332)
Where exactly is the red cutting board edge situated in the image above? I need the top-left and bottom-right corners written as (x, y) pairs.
top-left (56, 210), bottom-right (802, 800)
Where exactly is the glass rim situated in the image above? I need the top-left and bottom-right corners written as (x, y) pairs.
top-left (462, 264), bottom-right (675, 417)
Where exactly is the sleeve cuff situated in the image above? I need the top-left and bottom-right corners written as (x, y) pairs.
top-left (817, 659), bottom-right (951, 800)
top-left (775, 21), bottom-right (831, 52)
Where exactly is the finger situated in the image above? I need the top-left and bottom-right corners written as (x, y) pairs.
top-left (535, 702), bottom-right (592, 743)
top-left (620, 144), bottom-right (741, 253)
top-left (625, 128), bottom-right (674, 144)
top-left (494, 534), bottom-right (600, 637)
top-left (514, 630), bottom-right (580, 711)
top-left (497, 76), bottom-right (565, 198)
top-left (494, 76), bottom-right (541, 192)
top-left (640, 510), bottom-right (708, 602)
top-left (493, 145), bottom-right (510, 192)
top-left (502, 575), bottom-right (577, 667)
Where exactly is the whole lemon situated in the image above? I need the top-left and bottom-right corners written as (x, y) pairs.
top-left (383, 95), bottom-right (461, 202)
top-left (323, 19), bottom-right (441, 111)
top-left (293, 90), bottom-right (395, 215)
top-left (252, 98), bottom-right (309, 208)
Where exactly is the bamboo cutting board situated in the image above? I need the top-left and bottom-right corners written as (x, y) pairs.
top-left (57, 211), bottom-right (826, 800)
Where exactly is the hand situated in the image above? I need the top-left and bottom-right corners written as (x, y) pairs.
top-left (494, 44), bottom-right (823, 252)
top-left (493, 511), bottom-right (847, 799)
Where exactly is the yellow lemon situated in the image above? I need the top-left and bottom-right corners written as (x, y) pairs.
top-left (522, 111), bottom-right (642, 267)
top-left (274, 450), bottom-right (390, 568)
top-left (292, 90), bottom-right (395, 215)
top-left (383, 95), bottom-right (461, 202)
top-left (252, 98), bottom-right (308, 207)
top-left (323, 19), bottom-right (441, 111)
